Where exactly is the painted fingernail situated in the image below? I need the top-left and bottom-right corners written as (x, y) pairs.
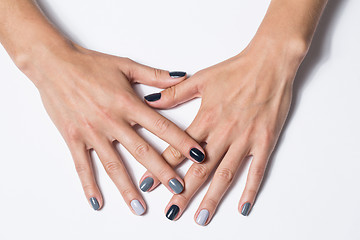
top-left (241, 202), bottom-right (251, 216)
top-left (131, 200), bottom-right (145, 215)
top-left (140, 177), bottom-right (154, 192)
top-left (168, 178), bottom-right (184, 194)
top-left (190, 148), bottom-right (205, 163)
top-left (196, 209), bottom-right (209, 226)
top-left (144, 93), bottom-right (161, 102)
top-left (166, 205), bottom-right (180, 220)
top-left (169, 71), bottom-right (186, 78)
top-left (90, 197), bottom-right (100, 211)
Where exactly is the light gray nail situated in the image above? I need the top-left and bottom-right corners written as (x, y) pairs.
top-left (90, 197), bottom-right (100, 211)
top-left (241, 202), bottom-right (251, 216)
top-left (168, 178), bottom-right (184, 194)
top-left (196, 209), bottom-right (209, 226)
top-left (140, 177), bottom-right (154, 192)
top-left (131, 200), bottom-right (145, 215)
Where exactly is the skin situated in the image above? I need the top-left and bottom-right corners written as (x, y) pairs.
top-left (0, 0), bottom-right (206, 214)
top-left (140, 0), bottom-right (328, 225)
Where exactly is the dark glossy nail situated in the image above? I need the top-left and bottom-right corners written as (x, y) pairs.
top-left (166, 205), bottom-right (180, 220)
top-left (144, 93), bottom-right (161, 102)
top-left (169, 71), bottom-right (186, 78)
top-left (241, 202), bottom-right (251, 216)
top-left (190, 148), bottom-right (205, 163)
top-left (140, 177), bottom-right (154, 192)
top-left (168, 178), bottom-right (184, 194)
top-left (90, 197), bottom-right (100, 211)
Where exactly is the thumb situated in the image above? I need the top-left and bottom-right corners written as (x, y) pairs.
top-left (144, 77), bottom-right (200, 109)
top-left (126, 60), bottom-right (187, 89)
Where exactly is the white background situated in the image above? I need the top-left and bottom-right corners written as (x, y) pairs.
top-left (0, 0), bottom-right (359, 239)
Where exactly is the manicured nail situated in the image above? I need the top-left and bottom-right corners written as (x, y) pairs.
top-left (241, 202), bottom-right (251, 216)
top-left (196, 209), bottom-right (209, 226)
top-left (131, 200), bottom-right (145, 216)
top-left (168, 178), bottom-right (184, 194)
top-left (169, 71), bottom-right (186, 78)
top-left (140, 177), bottom-right (154, 192)
top-left (144, 93), bottom-right (161, 102)
top-left (166, 205), bottom-right (180, 220)
top-left (190, 148), bottom-right (205, 163)
top-left (90, 197), bottom-right (100, 211)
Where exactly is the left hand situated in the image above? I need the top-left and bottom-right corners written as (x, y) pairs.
top-left (140, 37), bottom-right (307, 224)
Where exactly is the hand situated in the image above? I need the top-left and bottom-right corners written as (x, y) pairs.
top-left (24, 43), bottom-right (205, 214)
top-left (140, 38), bottom-right (306, 223)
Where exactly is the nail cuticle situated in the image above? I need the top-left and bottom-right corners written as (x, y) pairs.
top-left (168, 178), bottom-right (184, 194)
top-left (140, 177), bottom-right (154, 192)
top-left (131, 199), bottom-right (145, 216)
top-left (196, 209), bottom-right (209, 226)
top-left (169, 71), bottom-right (186, 78)
top-left (90, 197), bottom-right (100, 211)
top-left (166, 205), bottom-right (180, 220)
top-left (241, 202), bottom-right (251, 216)
top-left (144, 93), bottom-right (161, 102)
top-left (190, 148), bottom-right (205, 163)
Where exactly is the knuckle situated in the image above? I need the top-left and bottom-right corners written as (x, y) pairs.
top-left (175, 194), bottom-right (188, 203)
top-left (64, 124), bottom-right (81, 144)
top-left (249, 166), bottom-right (265, 179)
top-left (206, 198), bottom-right (218, 208)
top-left (103, 161), bottom-right (122, 174)
top-left (157, 167), bottom-right (170, 180)
top-left (166, 86), bottom-right (177, 101)
top-left (134, 143), bottom-right (150, 157)
top-left (121, 187), bottom-right (134, 198)
top-left (216, 168), bottom-right (235, 184)
top-left (74, 163), bottom-right (89, 175)
top-left (189, 164), bottom-right (208, 180)
top-left (168, 146), bottom-right (183, 160)
top-left (153, 68), bottom-right (162, 81)
top-left (154, 117), bottom-right (170, 135)
top-left (82, 184), bottom-right (94, 193)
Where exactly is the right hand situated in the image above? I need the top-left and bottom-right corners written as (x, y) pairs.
top-left (22, 42), bottom-right (205, 214)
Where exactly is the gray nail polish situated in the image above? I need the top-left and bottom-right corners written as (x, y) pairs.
top-left (196, 209), bottom-right (209, 226)
top-left (168, 178), bottom-right (184, 194)
top-left (241, 202), bottom-right (251, 216)
top-left (140, 177), bottom-right (154, 192)
top-left (90, 197), bottom-right (100, 211)
top-left (131, 200), bottom-right (145, 215)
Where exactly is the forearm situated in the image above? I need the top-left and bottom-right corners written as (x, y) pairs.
top-left (251, 0), bottom-right (328, 59)
top-left (0, 0), bottom-right (70, 70)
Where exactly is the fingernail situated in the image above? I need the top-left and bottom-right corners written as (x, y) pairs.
top-left (131, 200), bottom-right (145, 215)
top-left (169, 71), bottom-right (186, 78)
top-left (190, 148), bottom-right (205, 163)
top-left (140, 177), bottom-right (154, 192)
top-left (90, 197), bottom-right (100, 211)
top-left (166, 205), bottom-right (180, 220)
top-left (144, 93), bottom-right (161, 102)
top-left (241, 202), bottom-right (251, 216)
top-left (196, 209), bottom-right (209, 226)
top-left (168, 178), bottom-right (184, 194)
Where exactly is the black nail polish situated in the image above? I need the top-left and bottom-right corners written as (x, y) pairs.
top-left (166, 205), bottom-right (180, 221)
top-left (169, 71), bottom-right (186, 78)
top-left (190, 148), bottom-right (205, 163)
top-left (241, 202), bottom-right (251, 216)
top-left (90, 197), bottom-right (100, 211)
top-left (144, 93), bottom-right (161, 102)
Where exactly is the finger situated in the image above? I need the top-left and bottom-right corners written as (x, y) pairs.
top-left (126, 59), bottom-right (187, 89)
top-left (115, 125), bottom-right (185, 194)
top-left (134, 104), bottom-right (205, 164)
top-left (139, 119), bottom-right (207, 192)
top-left (69, 142), bottom-right (103, 211)
top-left (238, 147), bottom-right (270, 217)
top-left (164, 140), bottom-right (228, 221)
top-left (144, 77), bottom-right (200, 109)
top-left (95, 140), bottom-right (146, 216)
top-left (194, 144), bottom-right (250, 226)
